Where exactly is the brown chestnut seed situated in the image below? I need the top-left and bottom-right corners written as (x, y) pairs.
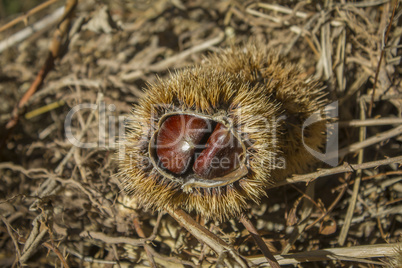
top-left (193, 123), bottom-right (243, 179)
top-left (156, 115), bottom-right (209, 174)
top-left (152, 113), bottom-right (247, 185)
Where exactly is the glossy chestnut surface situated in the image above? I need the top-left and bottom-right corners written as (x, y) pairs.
top-left (193, 123), bottom-right (243, 179)
top-left (156, 115), bottom-right (209, 174)
top-left (154, 114), bottom-right (244, 181)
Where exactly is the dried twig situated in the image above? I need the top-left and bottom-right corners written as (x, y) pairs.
top-left (166, 208), bottom-right (249, 268)
top-left (277, 155), bottom-right (402, 186)
top-left (65, 247), bottom-right (117, 265)
top-left (250, 243), bottom-right (401, 266)
top-left (42, 241), bottom-right (70, 268)
top-left (121, 31), bottom-right (225, 82)
top-left (0, 215), bottom-right (22, 265)
top-left (339, 117), bottom-right (402, 127)
top-left (338, 124), bottom-right (402, 158)
top-left (79, 231), bottom-right (146, 247)
top-left (338, 100), bottom-right (367, 246)
top-left (0, 7), bottom-right (65, 53)
top-left (305, 177), bottom-right (349, 231)
top-left (282, 182), bottom-right (315, 254)
top-left (55, 92), bottom-right (103, 175)
top-left (20, 214), bottom-right (48, 264)
top-left (0, 0), bottom-right (60, 33)
top-left (133, 216), bottom-right (157, 268)
top-left (2, 0), bottom-right (77, 152)
top-left (368, 0), bottom-right (399, 116)
top-left (240, 213), bottom-right (280, 268)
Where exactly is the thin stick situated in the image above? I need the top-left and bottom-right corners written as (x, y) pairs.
top-left (2, 0), bottom-right (77, 150)
top-left (121, 32), bottom-right (225, 81)
top-left (257, 3), bottom-right (308, 18)
top-left (64, 247), bottom-right (117, 264)
top-left (55, 93), bottom-right (103, 175)
top-left (240, 213), bottom-right (280, 268)
top-left (0, 215), bottom-right (22, 265)
top-left (282, 182), bottom-right (315, 254)
top-left (20, 214), bottom-right (48, 264)
top-left (276, 155), bottom-right (402, 187)
top-left (79, 231), bottom-right (146, 246)
top-left (0, 0), bottom-right (59, 33)
top-left (338, 124), bottom-right (402, 158)
top-left (133, 217), bottom-right (157, 268)
top-left (42, 242), bottom-right (70, 268)
top-left (305, 177), bottom-right (349, 231)
top-left (368, 0), bottom-right (398, 116)
top-left (249, 243), bottom-right (399, 266)
top-left (0, 6), bottom-right (65, 53)
top-left (339, 117), bottom-right (402, 127)
top-left (338, 100), bottom-right (367, 246)
top-left (166, 207), bottom-right (249, 268)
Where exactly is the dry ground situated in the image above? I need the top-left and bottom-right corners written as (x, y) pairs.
top-left (0, 0), bottom-right (401, 267)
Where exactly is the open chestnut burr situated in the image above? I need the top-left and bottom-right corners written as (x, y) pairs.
top-left (118, 43), bottom-right (328, 266)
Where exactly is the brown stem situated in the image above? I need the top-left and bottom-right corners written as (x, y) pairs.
top-left (166, 207), bottom-right (249, 268)
top-left (276, 155), bottom-right (402, 187)
top-left (133, 216), bottom-right (157, 268)
top-left (240, 213), bottom-right (281, 268)
top-left (2, 0), bottom-right (77, 148)
top-left (368, 0), bottom-right (399, 117)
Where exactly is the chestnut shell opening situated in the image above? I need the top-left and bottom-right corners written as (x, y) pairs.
top-left (149, 112), bottom-right (248, 188)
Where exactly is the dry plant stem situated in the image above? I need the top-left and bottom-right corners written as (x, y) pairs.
top-left (149, 212), bottom-right (164, 241)
top-left (257, 3), bottom-right (308, 18)
top-left (121, 32), bottom-right (225, 81)
top-left (55, 92), bottom-right (103, 175)
top-left (0, 0), bottom-right (59, 33)
top-left (133, 217), bottom-right (157, 268)
top-left (0, 215), bottom-right (21, 265)
top-left (20, 214), bottom-right (48, 264)
top-left (368, 0), bottom-right (399, 116)
top-left (278, 155), bottom-right (402, 186)
top-left (149, 32), bottom-right (224, 72)
top-left (166, 207), bottom-right (249, 268)
top-left (249, 243), bottom-right (400, 266)
top-left (79, 231), bottom-right (146, 246)
top-left (282, 182), bottom-right (315, 254)
top-left (42, 241), bottom-right (70, 268)
top-left (338, 124), bottom-right (402, 158)
top-left (240, 214), bottom-right (280, 268)
top-left (29, 94), bottom-right (106, 214)
top-left (338, 101), bottom-right (367, 246)
top-left (64, 247), bottom-right (117, 265)
top-left (4, 0), bottom-right (77, 138)
top-left (145, 246), bottom-right (197, 268)
top-left (339, 117), bottom-right (402, 127)
top-left (305, 177), bottom-right (349, 231)
top-left (0, 7), bottom-right (65, 53)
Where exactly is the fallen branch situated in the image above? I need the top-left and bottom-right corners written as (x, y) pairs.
top-left (250, 243), bottom-right (401, 266)
top-left (276, 155), bottom-right (402, 187)
top-left (3, 0), bottom-right (77, 145)
top-left (79, 231), bottom-right (146, 247)
top-left (166, 207), bottom-right (249, 268)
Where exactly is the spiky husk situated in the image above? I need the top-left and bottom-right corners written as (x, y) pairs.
top-left (384, 245), bottom-right (402, 268)
top-left (118, 44), bottom-right (328, 221)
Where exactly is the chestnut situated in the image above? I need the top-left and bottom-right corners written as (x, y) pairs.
top-left (156, 115), bottom-right (208, 174)
top-left (154, 114), bottom-right (246, 182)
top-left (193, 123), bottom-right (243, 179)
